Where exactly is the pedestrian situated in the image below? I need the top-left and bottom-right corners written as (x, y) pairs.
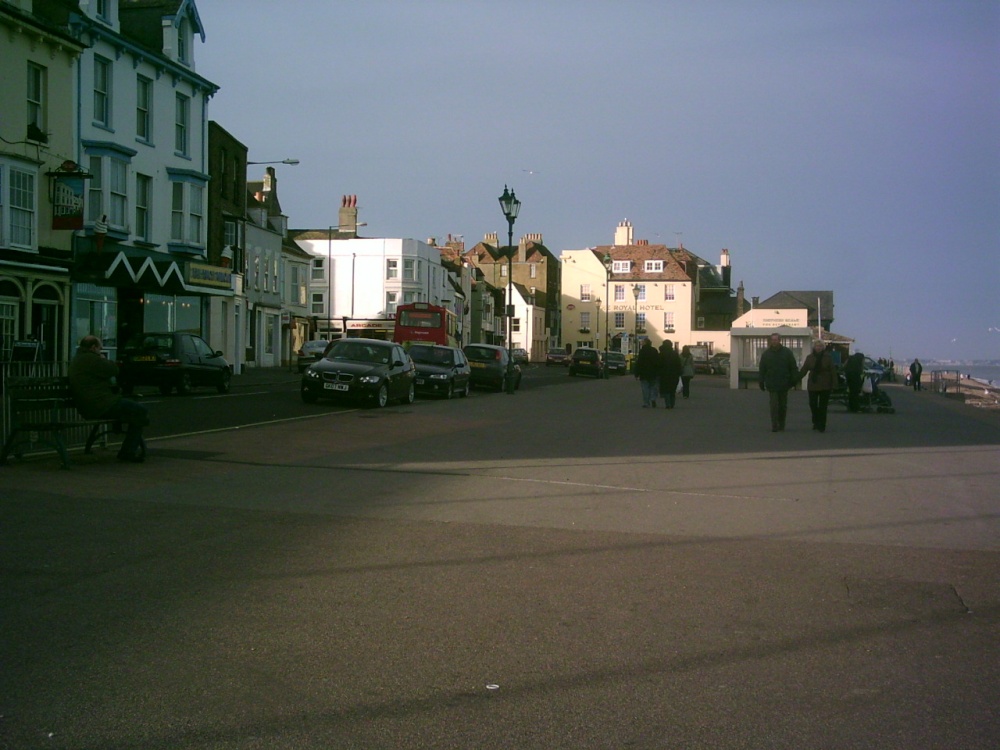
top-left (844, 352), bottom-right (865, 412)
top-left (909, 358), bottom-right (923, 391)
top-left (797, 339), bottom-right (837, 432)
top-left (68, 334), bottom-right (149, 463)
top-left (634, 338), bottom-right (660, 408)
top-left (679, 346), bottom-right (696, 399)
top-left (758, 332), bottom-right (799, 432)
top-left (658, 340), bottom-right (682, 408)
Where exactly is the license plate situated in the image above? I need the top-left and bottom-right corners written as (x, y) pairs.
top-left (133, 355), bottom-right (156, 362)
top-left (324, 383), bottom-right (349, 391)
top-left (416, 378), bottom-right (425, 385)
top-left (470, 362), bottom-right (485, 368)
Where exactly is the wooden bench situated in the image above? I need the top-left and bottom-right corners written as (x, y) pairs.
top-left (1, 377), bottom-right (120, 469)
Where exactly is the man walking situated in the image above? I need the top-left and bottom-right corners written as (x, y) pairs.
top-left (909, 358), bottom-right (923, 391)
top-left (798, 339), bottom-right (837, 432)
top-left (634, 339), bottom-right (660, 408)
top-left (758, 333), bottom-right (799, 432)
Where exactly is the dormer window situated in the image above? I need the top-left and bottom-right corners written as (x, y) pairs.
top-left (612, 260), bottom-right (630, 274)
top-left (177, 19), bottom-right (189, 64)
top-left (95, 0), bottom-right (109, 22)
top-left (644, 260), bottom-right (664, 273)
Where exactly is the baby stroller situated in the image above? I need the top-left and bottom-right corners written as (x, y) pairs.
top-left (858, 369), bottom-right (895, 414)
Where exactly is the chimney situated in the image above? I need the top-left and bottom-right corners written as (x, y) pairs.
top-left (736, 281), bottom-right (745, 315)
top-left (262, 166), bottom-right (275, 192)
top-left (720, 249), bottom-right (732, 288)
top-left (614, 219), bottom-right (633, 246)
top-left (338, 194), bottom-right (358, 235)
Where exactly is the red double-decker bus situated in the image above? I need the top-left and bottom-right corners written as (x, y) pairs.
top-left (393, 302), bottom-right (458, 348)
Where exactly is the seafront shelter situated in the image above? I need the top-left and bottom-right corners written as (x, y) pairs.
top-left (729, 310), bottom-right (812, 388)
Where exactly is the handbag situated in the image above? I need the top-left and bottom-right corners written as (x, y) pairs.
top-left (676, 380), bottom-right (683, 394)
top-left (861, 376), bottom-right (873, 394)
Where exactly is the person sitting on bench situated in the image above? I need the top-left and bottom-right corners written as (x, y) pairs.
top-left (68, 335), bottom-right (149, 463)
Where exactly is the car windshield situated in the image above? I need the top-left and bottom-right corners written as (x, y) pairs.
top-left (127, 334), bottom-right (172, 351)
top-left (327, 341), bottom-right (390, 364)
top-left (607, 353), bottom-right (625, 361)
top-left (466, 346), bottom-right (499, 362)
top-left (576, 351), bottom-right (597, 361)
top-left (409, 346), bottom-right (452, 365)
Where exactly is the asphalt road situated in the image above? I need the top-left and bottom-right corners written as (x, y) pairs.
top-left (2, 375), bottom-right (998, 749)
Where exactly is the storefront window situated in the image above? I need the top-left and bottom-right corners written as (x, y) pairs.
top-left (144, 293), bottom-right (201, 333)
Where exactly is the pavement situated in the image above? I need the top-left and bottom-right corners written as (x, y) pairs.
top-left (2, 376), bottom-right (999, 749)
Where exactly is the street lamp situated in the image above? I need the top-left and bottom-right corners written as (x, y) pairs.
top-left (603, 252), bottom-right (613, 367)
top-left (498, 185), bottom-right (521, 394)
top-left (247, 158), bottom-right (300, 165)
top-left (632, 283), bottom-right (642, 360)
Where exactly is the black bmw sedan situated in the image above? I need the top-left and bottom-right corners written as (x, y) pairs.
top-left (300, 338), bottom-right (416, 407)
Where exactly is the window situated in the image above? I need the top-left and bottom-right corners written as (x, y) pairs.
top-left (580, 312), bottom-right (591, 330)
top-left (94, 57), bottom-right (111, 127)
top-left (311, 257), bottom-right (325, 280)
top-left (403, 291), bottom-right (417, 304)
top-left (175, 94), bottom-right (189, 155)
top-left (136, 76), bottom-right (152, 141)
top-left (663, 311), bottom-right (675, 330)
top-left (27, 63), bottom-right (46, 139)
top-left (109, 159), bottom-right (127, 228)
top-left (88, 156), bottom-right (102, 222)
top-left (291, 265), bottom-right (306, 305)
top-left (403, 259), bottom-right (416, 281)
top-left (135, 174), bottom-right (151, 241)
top-left (385, 292), bottom-right (398, 317)
top-left (500, 264), bottom-right (507, 277)
top-left (635, 285), bottom-right (646, 301)
top-left (645, 260), bottom-right (663, 273)
top-left (177, 19), bottom-right (189, 64)
top-left (311, 292), bottom-right (324, 315)
top-left (636, 313), bottom-right (646, 330)
top-left (95, 0), bottom-right (109, 20)
top-left (386, 258), bottom-right (398, 279)
top-left (4, 167), bottom-right (36, 249)
top-left (169, 180), bottom-right (205, 246)
top-left (223, 219), bottom-right (237, 247)
top-left (512, 318), bottom-right (521, 332)
top-left (612, 260), bottom-right (630, 274)
top-left (614, 284), bottom-right (624, 302)
top-left (580, 284), bottom-right (591, 302)
top-left (529, 263), bottom-right (537, 278)
top-left (697, 316), bottom-right (705, 329)
top-left (664, 284), bottom-right (675, 301)
top-left (614, 312), bottom-right (625, 329)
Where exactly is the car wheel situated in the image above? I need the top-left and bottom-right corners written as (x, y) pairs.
top-left (497, 376), bottom-right (507, 393)
top-left (176, 372), bottom-right (192, 395)
top-left (444, 381), bottom-right (454, 399)
top-left (376, 384), bottom-right (389, 408)
top-left (217, 369), bottom-right (232, 394)
top-left (460, 380), bottom-right (470, 398)
top-left (402, 382), bottom-right (415, 405)
top-left (301, 388), bottom-right (318, 404)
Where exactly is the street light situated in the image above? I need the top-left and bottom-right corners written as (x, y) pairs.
top-left (498, 185), bottom-right (521, 394)
top-left (632, 283), bottom-right (642, 360)
top-left (247, 158), bottom-right (300, 165)
top-left (603, 252), bottom-right (613, 370)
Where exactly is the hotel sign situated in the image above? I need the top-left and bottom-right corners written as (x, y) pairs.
top-left (186, 262), bottom-right (232, 289)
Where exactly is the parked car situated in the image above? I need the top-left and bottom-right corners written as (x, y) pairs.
top-left (546, 348), bottom-right (570, 366)
top-left (604, 351), bottom-right (628, 375)
top-left (301, 338), bottom-right (415, 407)
top-left (296, 339), bottom-right (330, 373)
top-left (463, 343), bottom-right (522, 392)
top-left (117, 332), bottom-right (231, 396)
top-left (569, 347), bottom-right (604, 378)
top-left (512, 347), bottom-right (530, 365)
top-left (708, 354), bottom-right (730, 375)
top-left (407, 344), bottom-right (471, 399)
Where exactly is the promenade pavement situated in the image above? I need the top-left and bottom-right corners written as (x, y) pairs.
top-left (2, 374), bottom-right (998, 749)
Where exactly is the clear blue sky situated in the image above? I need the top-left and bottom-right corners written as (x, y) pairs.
top-left (198, 0), bottom-right (999, 362)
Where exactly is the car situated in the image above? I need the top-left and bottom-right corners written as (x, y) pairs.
top-left (117, 332), bottom-right (231, 396)
top-left (301, 338), bottom-right (415, 407)
top-left (407, 344), bottom-right (471, 399)
top-left (604, 351), bottom-right (628, 375)
top-left (708, 354), bottom-right (730, 375)
top-left (569, 347), bottom-right (604, 378)
top-left (463, 343), bottom-right (522, 392)
top-left (512, 347), bottom-right (530, 365)
top-left (546, 348), bottom-right (570, 366)
top-left (296, 339), bottom-right (330, 373)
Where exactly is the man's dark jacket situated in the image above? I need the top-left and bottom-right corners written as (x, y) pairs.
top-left (635, 343), bottom-right (660, 380)
top-left (759, 344), bottom-right (799, 392)
top-left (68, 348), bottom-right (121, 419)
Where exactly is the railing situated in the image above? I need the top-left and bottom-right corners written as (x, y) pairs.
top-left (930, 370), bottom-right (999, 408)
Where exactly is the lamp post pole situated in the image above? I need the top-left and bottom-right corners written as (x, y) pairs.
top-left (498, 186), bottom-right (521, 395)
top-left (632, 283), bottom-right (642, 361)
top-left (328, 226), bottom-right (334, 340)
top-left (603, 252), bottom-right (613, 377)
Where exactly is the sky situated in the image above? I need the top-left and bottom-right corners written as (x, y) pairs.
top-left (196, 0), bottom-right (999, 362)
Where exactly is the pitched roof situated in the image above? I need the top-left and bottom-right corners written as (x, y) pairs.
top-left (757, 291), bottom-right (834, 318)
top-left (592, 244), bottom-right (696, 283)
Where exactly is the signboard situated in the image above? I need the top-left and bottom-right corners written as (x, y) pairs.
top-left (52, 174), bottom-right (86, 230)
top-left (185, 262), bottom-right (233, 289)
top-left (10, 340), bottom-right (40, 362)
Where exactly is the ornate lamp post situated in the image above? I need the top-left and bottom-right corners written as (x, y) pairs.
top-left (603, 252), bottom-right (613, 367)
top-left (632, 283), bottom-right (642, 361)
top-left (498, 186), bottom-right (521, 394)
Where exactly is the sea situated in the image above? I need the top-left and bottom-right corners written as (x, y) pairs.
top-left (925, 362), bottom-right (1000, 385)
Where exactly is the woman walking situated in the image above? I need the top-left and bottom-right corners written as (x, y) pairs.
top-left (658, 341), bottom-right (682, 409)
top-left (797, 339), bottom-right (837, 432)
top-left (680, 346), bottom-right (696, 399)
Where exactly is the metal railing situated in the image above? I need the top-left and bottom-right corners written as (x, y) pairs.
top-left (930, 370), bottom-right (999, 408)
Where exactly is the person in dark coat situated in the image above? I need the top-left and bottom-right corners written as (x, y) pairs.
top-left (634, 338), bottom-right (660, 408)
top-left (658, 341), bottom-right (682, 409)
top-left (797, 339), bottom-right (837, 432)
top-left (68, 335), bottom-right (149, 462)
top-left (758, 333), bottom-right (800, 432)
top-left (909, 358), bottom-right (923, 391)
top-left (844, 352), bottom-right (866, 412)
